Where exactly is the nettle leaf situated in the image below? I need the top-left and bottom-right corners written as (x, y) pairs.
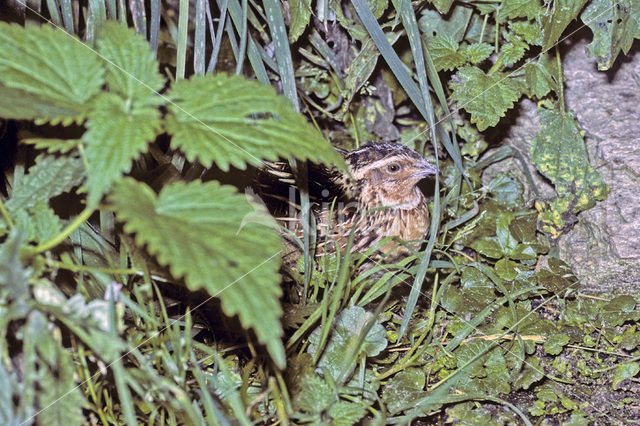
top-left (165, 74), bottom-right (343, 171)
top-left (0, 22), bottom-right (104, 124)
top-left (97, 20), bottom-right (165, 98)
top-left (0, 84), bottom-right (81, 122)
top-left (0, 229), bottom-right (32, 301)
top-left (294, 373), bottom-right (336, 414)
top-left (14, 203), bottom-right (62, 243)
top-left (328, 400), bottom-right (367, 426)
top-left (368, 0), bottom-right (390, 19)
top-left (463, 43), bottom-right (494, 64)
top-left (450, 66), bottom-right (520, 131)
top-left (500, 35), bottom-right (529, 67)
top-left (419, 6), bottom-right (472, 43)
top-left (509, 21), bottom-right (543, 46)
top-left (581, 0), bottom-right (640, 71)
top-left (81, 23), bottom-right (164, 206)
top-left (428, 35), bottom-right (466, 71)
top-left (501, 0), bottom-right (543, 20)
top-left (82, 93), bottom-right (162, 206)
top-left (523, 54), bottom-right (559, 98)
top-left (530, 108), bottom-right (608, 238)
top-left (6, 154), bottom-right (85, 212)
top-left (289, 0), bottom-right (313, 43)
top-left (22, 138), bottom-right (81, 154)
top-left (541, 0), bottom-right (589, 51)
top-left (109, 178), bottom-right (285, 367)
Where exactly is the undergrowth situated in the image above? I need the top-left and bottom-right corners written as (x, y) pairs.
top-left (0, 0), bottom-right (639, 424)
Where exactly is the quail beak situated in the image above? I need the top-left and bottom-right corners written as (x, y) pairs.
top-left (412, 159), bottom-right (438, 178)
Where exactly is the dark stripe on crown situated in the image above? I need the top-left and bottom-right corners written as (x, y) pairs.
top-left (343, 142), bottom-right (424, 170)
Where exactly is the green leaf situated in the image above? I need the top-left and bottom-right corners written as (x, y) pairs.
top-left (541, 0), bottom-right (589, 51)
top-left (0, 357), bottom-right (19, 424)
top-left (450, 66), bottom-right (520, 131)
top-left (463, 42), bottom-right (494, 64)
top-left (294, 373), bottom-right (336, 414)
top-left (419, 5), bottom-right (473, 43)
top-left (328, 400), bottom-right (367, 426)
top-left (381, 369), bottom-right (427, 414)
top-left (6, 154), bottom-right (85, 213)
top-left (600, 295), bottom-right (639, 327)
top-left (495, 258), bottom-right (520, 280)
top-left (612, 362), bottom-right (639, 389)
top-left (289, 0), bottom-right (313, 43)
top-left (0, 229), bottom-right (31, 301)
top-left (22, 138), bottom-right (81, 154)
top-left (109, 178), bottom-right (286, 367)
top-left (96, 21), bottom-right (165, 99)
top-left (428, 35), bottom-right (466, 71)
top-left (501, 0), bottom-right (543, 20)
top-left (500, 35), bottom-right (529, 67)
top-left (82, 92), bottom-right (162, 206)
top-left (0, 22), bottom-right (104, 124)
top-left (430, 0), bottom-right (454, 14)
top-left (0, 84), bottom-right (81, 122)
top-left (581, 0), bottom-right (640, 70)
top-left (80, 22), bottom-right (165, 206)
top-left (26, 311), bottom-right (86, 426)
top-left (523, 53), bottom-right (559, 98)
top-left (530, 108), bottom-right (609, 238)
top-left (496, 213), bottom-right (518, 253)
top-left (308, 306), bottom-right (388, 382)
top-left (543, 333), bottom-right (570, 355)
top-left (487, 172), bottom-right (524, 208)
top-left (536, 257), bottom-right (577, 294)
top-left (471, 237), bottom-right (503, 259)
top-left (513, 356), bottom-right (544, 390)
top-left (368, 0), bottom-right (390, 18)
top-left (509, 21), bottom-right (543, 46)
top-left (165, 74), bottom-right (344, 171)
top-left (14, 203), bottom-right (62, 243)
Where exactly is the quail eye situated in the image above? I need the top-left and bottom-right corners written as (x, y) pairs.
top-left (386, 162), bottom-right (401, 174)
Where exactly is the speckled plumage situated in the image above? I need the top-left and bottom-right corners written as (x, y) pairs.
top-left (256, 142), bottom-right (438, 271)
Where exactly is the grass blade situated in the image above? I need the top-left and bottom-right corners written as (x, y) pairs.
top-left (45, 0), bottom-right (62, 26)
top-left (223, 0), bottom-right (269, 84)
top-left (176, 0), bottom-right (189, 80)
top-left (129, 0), bottom-right (146, 35)
top-left (262, 0), bottom-right (300, 110)
top-left (194, 0), bottom-right (207, 74)
top-left (59, 0), bottom-right (74, 33)
top-left (206, 0), bottom-right (228, 73)
top-left (149, 0), bottom-right (160, 55)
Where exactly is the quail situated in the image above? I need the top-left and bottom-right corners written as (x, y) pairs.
top-left (256, 142), bottom-right (438, 271)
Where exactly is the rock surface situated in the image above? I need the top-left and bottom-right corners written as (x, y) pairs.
top-left (487, 34), bottom-right (640, 294)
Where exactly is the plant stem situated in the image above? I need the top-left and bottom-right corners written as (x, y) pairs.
top-left (555, 45), bottom-right (565, 113)
top-left (48, 259), bottom-right (138, 276)
top-left (0, 197), bottom-right (14, 228)
top-left (33, 207), bottom-right (95, 254)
